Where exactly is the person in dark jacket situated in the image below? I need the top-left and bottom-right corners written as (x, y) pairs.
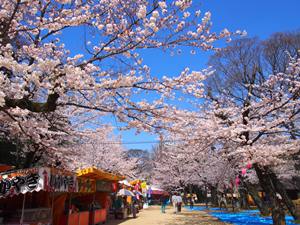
top-left (189, 197), bottom-right (194, 209)
top-left (160, 194), bottom-right (169, 213)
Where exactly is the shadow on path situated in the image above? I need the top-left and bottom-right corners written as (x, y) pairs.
top-left (164, 211), bottom-right (229, 225)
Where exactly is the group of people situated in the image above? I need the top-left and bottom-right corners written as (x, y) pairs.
top-left (160, 192), bottom-right (195, 214)
top-left (159, 192), bottom-right (184, 214)
top-left (172, 192), bottom-right (183, 213)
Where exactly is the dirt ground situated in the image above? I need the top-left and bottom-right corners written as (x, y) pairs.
top-left (105, 205), bottom-right (230, 225)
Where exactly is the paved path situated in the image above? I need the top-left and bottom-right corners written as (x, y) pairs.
top-left (106, 205), bottom-right (230, 225)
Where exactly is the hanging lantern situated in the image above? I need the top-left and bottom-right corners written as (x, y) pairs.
top-left (241, 168), bottom-right (247, 175)
top-left (246, 162), bottom-right (252, 169)
top-left (112, 182), bottom-right (118, 192)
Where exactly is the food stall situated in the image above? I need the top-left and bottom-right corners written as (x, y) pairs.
top-left (0, 166), bottom-right (125, 225)
top-left (0, 167), bottom-right (77, 225)
top-left (58, 176), bottom-right (96, 225)
top-left (76, 167), bottom-right (124, 225)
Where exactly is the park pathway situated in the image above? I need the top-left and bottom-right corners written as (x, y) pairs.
top-left (106, 205), bottom-right (230, 225)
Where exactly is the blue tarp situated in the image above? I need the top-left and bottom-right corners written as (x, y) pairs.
top-left (187, 207), bottom-right (297, 225)
top-left (188, 206), bottom-right (222, 211)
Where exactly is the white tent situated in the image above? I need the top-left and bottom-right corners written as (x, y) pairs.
top-left (118, 180), bottom-right (133, 187)
top-left (117, 188), bottom-right (135, 196)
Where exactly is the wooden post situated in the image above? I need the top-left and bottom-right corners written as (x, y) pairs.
top-left (51, 192), bottom-right (55, 225)
top-left (20, 193), bottom-right (26, 225)
top-left (92, 192), bottom-right (96, 225)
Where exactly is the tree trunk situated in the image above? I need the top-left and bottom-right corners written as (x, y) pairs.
top-left (211, 186), bottom-right (218, 207)
top-left (241, 179), bottom-right (270, 216)
top-left (230, 188), bottom-right (236, 212)
top-left (269, 170), bottom-right (300, 220)
top-left (239, 187), bottom-right (250, 210)
top-left (271, 202), bottom-right (286, 225)
top-left (254, 165), bottom-right (286, 225)
top-left (248, 184), bottom-right (270, 215)
top-left (205, 185), bottom-right (208, 208)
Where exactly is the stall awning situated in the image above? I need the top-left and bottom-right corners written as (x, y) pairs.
top-left (77, 167), bottom-right (125, 181)
top-left (151, 190), bottom-right (169, 195)
top-left (119, 179), bottom-right (133, 187)
top-left (117, 188), bottom-right (135, 196)
top-left (0, 164), bottom-right (14, 173)
top-left (149, 186), bottom-right (169, 196)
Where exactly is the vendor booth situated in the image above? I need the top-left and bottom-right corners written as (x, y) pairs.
top-left (76, 167), bottom-right (124, 225)
top-left (0, 167), bottom-right (77, 225)
top-left (0, 167), bottom-right (124, 225)
top-left (58, 176), bottom-right (96, 225)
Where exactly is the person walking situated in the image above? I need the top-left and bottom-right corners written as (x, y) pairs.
top-left (171, 192), bottom-right (178, 214)
top-left (177, 193), bottom-right (183, 213)
top-left (219, 193), bottom-right (227, 210)
top-left (113, 196), bottom-right (123, 219)
top-left (160, 194), bottom-right (168, 213)
top-left (132, 196), bottom-right (137, 218)
top-left (189, 196), bottom-right (194, 209)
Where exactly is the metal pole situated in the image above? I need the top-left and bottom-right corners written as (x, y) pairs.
top-left (20, 193), bottom-right (26, 225)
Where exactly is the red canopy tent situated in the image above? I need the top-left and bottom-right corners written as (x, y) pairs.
top-left (151, 190), bottom-right (169, 195)
top-left (150, 186), bottom-right (169, 196)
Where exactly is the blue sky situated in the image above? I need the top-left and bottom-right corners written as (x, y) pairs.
top-left (62, 0), bottom-right (300, 151)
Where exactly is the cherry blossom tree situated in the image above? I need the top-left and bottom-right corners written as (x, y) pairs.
top-left (203, 36), bottom-right (300, 223)
top-left (207, 59), bottom-right (299, 224)
top-left (153, 33), bottom-right (300, 224)
top-left (0, 0), bottom-right (236, 166)
top-left (151, 133), bottom-right (233, 189)
top-left (67, 126), bottom-right (138, 177)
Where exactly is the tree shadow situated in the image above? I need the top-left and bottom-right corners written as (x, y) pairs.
top-left (105, 215), bottom-right (138, 225)
top-left (164, 211), bottom-right (228, 225)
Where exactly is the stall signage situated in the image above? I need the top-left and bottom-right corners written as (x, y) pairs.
top-left (49, 174), bottom-right (76, 192)
top-left (0, 167), bottom-right (77, 198)
top-left (77, 178), bottom-right (96, 193)
top-left (0, 173), bottom-right (41, 197)
top-left (96, 180), bottom-right (112, 192)
top-left (40, 167), bottom-right (77, 192)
